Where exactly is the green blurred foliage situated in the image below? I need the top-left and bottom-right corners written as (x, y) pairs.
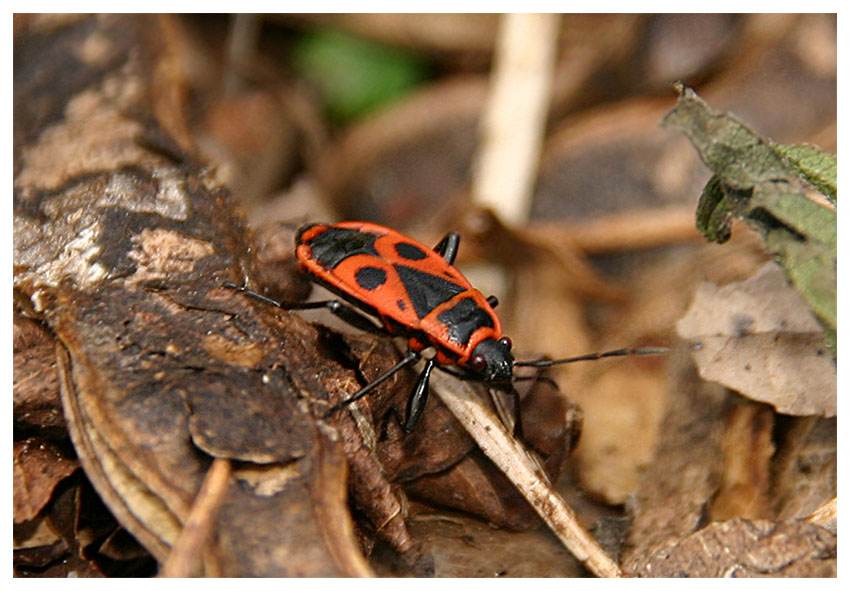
top-left (291, 28), bottom-right (429, 123)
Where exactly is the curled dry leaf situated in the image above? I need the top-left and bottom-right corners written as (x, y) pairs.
top-left (571, 363), bottom-right (667, 505)
top-left (622, 353), bottom-right (730, 572)
top-left (676, 262), bottom-right (835, 417)
top-left (561, 233), bottom-right (764, 507)
top-left (387, 375), bottom-right (574, 531)
top-left (624, 347), bottom-right (837, 578)
top-left (338, 327), bottom-right (573, 533)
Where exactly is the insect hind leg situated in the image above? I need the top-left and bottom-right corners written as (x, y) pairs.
top-left (222, 282), bottom-right (384, 334)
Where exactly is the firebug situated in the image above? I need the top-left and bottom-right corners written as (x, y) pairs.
top-left (225, 221), bottom-right (665, 432)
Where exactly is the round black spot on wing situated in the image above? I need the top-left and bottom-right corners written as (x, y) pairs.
top-left (397, 299), bottom-right (406, 311)
top-left (437, 297), bottom-right (494, 345)
top-left (355, 266), bottom-right (387, 290)
top-left (394, 242), bottom-right (427, 260)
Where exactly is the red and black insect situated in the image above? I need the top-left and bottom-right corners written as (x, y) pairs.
top-left (225, 221), bottom-right (665, 432)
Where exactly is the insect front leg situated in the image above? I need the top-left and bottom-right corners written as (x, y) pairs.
top-left (404, 357), bottom-right (436, 433)
top-left (432, 232), bottom-right (460, 265)
top-left (223, 282), bottom-right (384, 334)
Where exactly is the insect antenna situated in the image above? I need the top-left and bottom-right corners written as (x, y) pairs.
top-left (511, 374), bottom-right (560, 389)
top-left (513, 346), bottom-right (668, 369)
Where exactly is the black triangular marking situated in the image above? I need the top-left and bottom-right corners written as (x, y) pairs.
top-left (394, 264), bottom-right (466, 320)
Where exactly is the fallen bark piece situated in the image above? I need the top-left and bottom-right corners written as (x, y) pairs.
top-left (14, 14), bottom-right (372, 576)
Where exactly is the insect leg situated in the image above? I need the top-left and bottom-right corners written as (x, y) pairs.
top-left (404, 358), bottom-right (436, 433)
top-left (223, 282), bottom-right (384, 334)
top-left (432, 232), bottom-right (461, 264)
top-left (314, 300), bottom-right (386, 334)
top-left (324, 350), bottom-right (420, 417)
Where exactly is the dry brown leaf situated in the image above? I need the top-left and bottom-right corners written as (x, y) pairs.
top-left (565, 235), bottom-right (762, 506)
top-left (397, 511), bottom-right (583, 577)
top-left (13, 513), bottom-right (64, 551)
top-left (13, 535), bottom-right (69, 568)
top-left (395, 378), bottom-right (573, 532)
top-left (676, 262), bottom-right (835, 416)
top-left (13, 314), bottom-right (66, 434)
top-left (13, 438), bottom-right (79, 524)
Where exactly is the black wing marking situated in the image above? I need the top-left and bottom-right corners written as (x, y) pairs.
top-left (355, 266), bottom-right (387, 290)
top-left (394, 241), bottom-right (427, 260)
top-left (395, 264), bottom-right (465, 320)
top-left (307, 227), bottom-right (380, 269)
top-left (437, 297), bottom-right (494, 345)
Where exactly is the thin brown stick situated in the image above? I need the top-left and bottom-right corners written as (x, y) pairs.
top-left (531, 205), bottom-right (702, 254)
top-left (160, 458), bottom-right (232, 577)
top-left (223, 14), bottom-right (262, 96)
top-left (431, 371), bottom-right (622, 577)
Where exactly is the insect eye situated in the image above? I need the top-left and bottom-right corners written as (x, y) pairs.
top-left (499, 336), bottom-right (512, 351)
top-left (470, 354), bottom-right (487, 373)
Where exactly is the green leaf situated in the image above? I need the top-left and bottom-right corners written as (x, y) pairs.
top-left (663, 86), bottom-right (791, 190)
top-left (773, 143), bottom-right (837, 203)
top-left (663, 84), bottom-right (836, 352)
top-left (291, 28), bottom-right (428, 123)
